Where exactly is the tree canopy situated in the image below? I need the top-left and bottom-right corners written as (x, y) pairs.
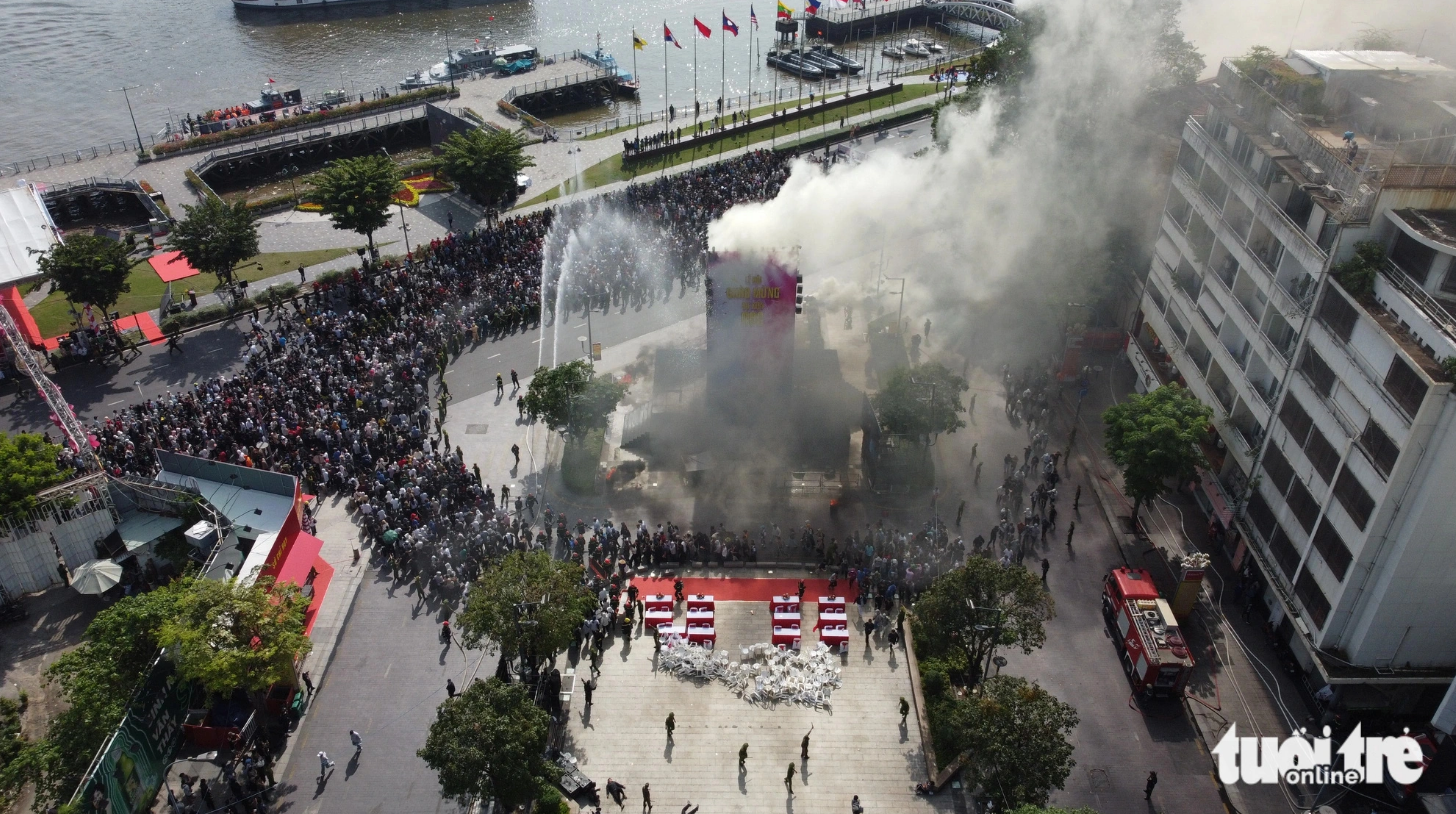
top-left (438, 128), bottom-right (536, 207)
top-left (521, 360), bottom-right (629, 439)
top-left (0, 432), bottom-right (70, 516)
top-left (1102, 384), bottom-right (1211, 518)
top-left (947, 677), bottom-right (1080, 810)
top-left (1333, 240), bottom-right (1386, 301)
top-left (913, 557), bottom-right (1055, 685)
top-left (36, 234), bottom-right (132, 313)
top-left (1147, 0), bottom-right (1204, 90)
top-left (417, 676), bottom-right (558, 808)
top-left (312, 154), bottom-right (399, 253)
top-left (456, 551), bottom-right (594, 668)
top-left (169, 196), bottom-right (259, 285)
top-left (18, 582), bottom-right (186, 808)
top-left (873, 362), bottom-right (970, 440)
top-left (157, 575), bottom-right (312, 695)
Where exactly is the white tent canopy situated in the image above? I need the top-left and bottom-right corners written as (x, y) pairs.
top-left (0, 184), bottom-right (60, 287)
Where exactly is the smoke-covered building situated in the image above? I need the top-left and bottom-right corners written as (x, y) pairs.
top-left (1128, 50), bottom-right (1456, 713)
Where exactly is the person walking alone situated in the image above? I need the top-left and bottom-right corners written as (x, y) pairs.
top-left (1066, 521), bottom-right (1076, 548)
top-left (1144, 771), bottom-right (1158, 800)
top-left (350, 729), bottom-right (363, 754)
top-left (1041, 558), bottom-right (1050, 585)
top-left (583, 679), bottom-right (594, 707)
top-left (665, 711), bottom-right (675, 742)
top-left (785, 762), bottom-right (796, 795)
top-left (642, 782), bottom-right (653, 812)
top-left (446, 679), bottom-right (456, 698)
top-left (801, 726), bottom-right (812, 759)
top-left (739, 743), bottom-right (749, 770)
top-left (900, 696), bottom-right (910, 723)
top-left (317, 751), bottom-right (335, 780)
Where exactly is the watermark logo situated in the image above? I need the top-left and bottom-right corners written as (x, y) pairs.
top-left (1212, 724), bottom-right (1425, 786)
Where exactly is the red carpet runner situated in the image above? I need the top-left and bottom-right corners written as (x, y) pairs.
top-left (627, 577), bottom-right (838, 602)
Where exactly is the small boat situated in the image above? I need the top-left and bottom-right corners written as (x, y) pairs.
top-left (799, 50), bottom-right (841, 78)
top-left (924, 40), bottom-right (946, 53)
top-left (810, 45), bottom-right (863, 74)
top-left (903, 39), bottom-right (931, 58)
top-left (881, 45), bottom-right (905, 59)
top-left (767, 51), bottom-right (826, 80)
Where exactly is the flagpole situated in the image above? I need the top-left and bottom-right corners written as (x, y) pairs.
top-left (721, 10), bottom-right (728, 157)
top-left (694, 24), bottom-right (700, 122)
top-left (748, 11), bottom-right (755, 122)
top-left (633, 31), bottom-right (641, 143)
top-left (664, 22), bottom-right (671, 178)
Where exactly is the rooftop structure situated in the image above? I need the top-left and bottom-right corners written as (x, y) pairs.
top-left (0, 184), bottom-right (59, 288)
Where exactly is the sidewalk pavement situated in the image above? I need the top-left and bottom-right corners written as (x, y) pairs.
top-left (1065, 349), bottom-right (1310, 814)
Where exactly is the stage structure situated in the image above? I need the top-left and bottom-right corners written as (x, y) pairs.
top-left (705, 249), bottom-right (801, 427)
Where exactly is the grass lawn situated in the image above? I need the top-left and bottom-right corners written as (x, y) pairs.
top-left (28, 247), bottom-right (356, 338)
top-left (578, 90), bottom-right (851, 142)
top-left (518, 86), bottom-right (940, 208)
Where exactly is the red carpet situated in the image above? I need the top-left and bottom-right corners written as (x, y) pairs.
top-left (147, 250), bottom-right (201, 282)
top-left (628, 577), bottom-right (840, 602)
top-left (42, 312), bottom-right (165, 350)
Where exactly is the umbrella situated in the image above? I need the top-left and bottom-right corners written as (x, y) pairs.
top-left (70, 559), bottom-right (124, 595)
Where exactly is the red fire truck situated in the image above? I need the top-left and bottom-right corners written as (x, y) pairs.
top-left (1102, 567), bottom-right (1195, 698)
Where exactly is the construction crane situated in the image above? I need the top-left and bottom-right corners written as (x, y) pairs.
top-left (0, 302), bottom-right (101, 473)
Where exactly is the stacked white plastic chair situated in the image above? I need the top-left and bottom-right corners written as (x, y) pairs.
top-left (659, 640), bottom-right (842, 708)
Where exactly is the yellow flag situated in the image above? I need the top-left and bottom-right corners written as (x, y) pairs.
top-left (633, 31), bottom-right (647, 50)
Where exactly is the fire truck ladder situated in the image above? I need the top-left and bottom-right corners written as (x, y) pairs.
top-left (0, 301), bottom-right (101, 474)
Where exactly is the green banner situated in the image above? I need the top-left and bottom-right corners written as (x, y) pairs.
top-left (75, 659), bottom-right (193, 814)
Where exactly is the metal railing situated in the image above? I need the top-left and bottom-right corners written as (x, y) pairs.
top-left (1, 138), bottom-right (155, 177)
top-left (193, 107), bottom-right (428, 174)
top-left (1380, 259), bottom-right (1456, 348)
top-left (817, 0), bottom-right (925, 23)
top-left (504, 66), bottom-right (616, 103)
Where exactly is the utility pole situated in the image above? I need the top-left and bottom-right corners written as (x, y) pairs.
top-left (109, 85), bottom-right (145, 152)
top-left (397, 201), bottom-right (412, 258)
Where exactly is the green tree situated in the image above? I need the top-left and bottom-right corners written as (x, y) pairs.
top-left (1333, 239), bottom-right (1386, 301)
top-left (417, 676), bottom-right (558, 808)
top-left (312, 154), bottom-right (399, 255)
top-left (438, 128), bottom-right (536, 207)
top-left (949, 676), bottom-right (1079, 810)
top-left (1148, 0), bottom-right (1204, 89)
top-left (0, 432), bottom-right (70, 515)
top-left (521, 360), bottom-right (629, 439)
top-left (157, 576), bottom-right (311, 708)
top-left (19, 582), bottom-right (186, 808)
top-left (36, 234), bottom-right (132, 314)
top-left (456, 551), bottom-right (594, 670)
top-left (873, 362), bottom-right (969, 440)
top-left (1102, 384), bottom-right (1211, 519)
top-left (913, 558), bottom-right (1054, 685)
top-left (169, 196), bottom-right (259, 286)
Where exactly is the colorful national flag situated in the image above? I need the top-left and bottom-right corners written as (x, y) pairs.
top-left (805, 0), bottom-right (821, 14)
top-left (750, 6), bottom-right (760, 28)
top-left (665, 24), bottom-right (682, 48)
top-left (723, 13), bottom-right (739, 36)
top-left (633, 31), bottom-right (647, 50)
top-left (694, 16), bottom-right (712, 37)
top-left (777, 1), bottom-right (792, 19)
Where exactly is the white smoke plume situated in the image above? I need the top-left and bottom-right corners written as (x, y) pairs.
top-left (709, 0), bottom-right (1455, 363)
top-left (711, 0), bottom-right (1181, 362)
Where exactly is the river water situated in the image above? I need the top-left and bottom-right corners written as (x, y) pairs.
top-left (1, 0), bottom-right (983, 163)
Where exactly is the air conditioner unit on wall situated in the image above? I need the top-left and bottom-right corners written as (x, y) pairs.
top-left (1303, 161), bottom-right (1325, 184)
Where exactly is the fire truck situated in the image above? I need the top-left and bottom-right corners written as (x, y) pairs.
top-left (1102, 567), bottom-right (1195, 698)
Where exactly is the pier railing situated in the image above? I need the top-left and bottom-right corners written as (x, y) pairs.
top-left (192, 106), bottom-right (428, 174)
top-left (504, 67), bottom-right (618, 103)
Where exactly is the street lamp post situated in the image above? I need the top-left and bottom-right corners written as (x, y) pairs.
top-left (109, 85), bottom-right (145, 152)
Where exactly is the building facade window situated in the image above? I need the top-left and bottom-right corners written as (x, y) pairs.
top-left (1304, 427), bottom-right (1341, 484)
top-left (1316, 287), bottom-right (1359, 342)
top-left (1286, 477), bottom-right (1321, 533)
top-left (1294, 569), bottom-right (1332, 629)
top-left (1389, 231), bottom-right (1437, 285)
top-left (1262, 444), bottom-right (1294, 495)
top-left (1310, 519), bottom-right (1352, 581)
top-left (1333, 468), bottom-right (1375, 530)
top-left (1358, 419), bottom-right (1400, 478)
top-left (1383, 356), bottom-right (1428, 418)
top-left (1269, 523), bottom-right (1301, 580)
top-left (1279, 396), bottom-right (1314, 446)
top-left (1299, 347), bottom-right (1336, 398)
top-left (1247, 491), bottom-right (1277, 540)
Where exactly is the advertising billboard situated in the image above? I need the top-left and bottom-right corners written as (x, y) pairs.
top-left (705, 249), bottom-right (798, 424)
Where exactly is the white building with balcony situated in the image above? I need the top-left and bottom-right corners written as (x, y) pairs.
top-left (1128, 51), bottom-right (1456, 714)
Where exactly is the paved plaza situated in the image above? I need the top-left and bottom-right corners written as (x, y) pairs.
top-left (563, 593), bottom-right (951, 814)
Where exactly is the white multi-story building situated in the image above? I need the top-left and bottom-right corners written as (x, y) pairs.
top-left (1128, 50), bottom-right (1456, 710)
